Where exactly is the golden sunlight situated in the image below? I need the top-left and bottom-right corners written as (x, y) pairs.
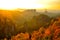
top-left (0, 0), bottom-right (60, 10)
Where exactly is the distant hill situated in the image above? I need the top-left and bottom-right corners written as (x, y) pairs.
top-left (0, 9), bottom-right (60, 27)
top-left (36, 10), bottom-right (60, 17)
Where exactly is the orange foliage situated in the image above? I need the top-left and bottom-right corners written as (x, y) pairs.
top-left (53, 29), bottom-right (60, 40)
top-left (44, 28), bottom-right (51, 36)
top-left (11, 17), bottom-right (60, 40)
top-left (31, 31), bottom-right (39, 40)
top-left (11, 32), bottom-right (30, 40)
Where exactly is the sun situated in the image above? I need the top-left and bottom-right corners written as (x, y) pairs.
top-left (0, 0), bottom-right (48, 10)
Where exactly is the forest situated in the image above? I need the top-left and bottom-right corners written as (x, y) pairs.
top-left (0, 9), bottom-right (60, 40)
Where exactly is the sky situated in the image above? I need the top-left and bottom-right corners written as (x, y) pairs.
top-left (0, 0), bottom-right (60, 10)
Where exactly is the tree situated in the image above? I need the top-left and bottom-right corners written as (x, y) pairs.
top-left (0, 14), bottom-right (16, 40)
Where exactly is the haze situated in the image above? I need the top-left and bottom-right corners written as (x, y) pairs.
top-left (0, 0), bottom-right (60, 10)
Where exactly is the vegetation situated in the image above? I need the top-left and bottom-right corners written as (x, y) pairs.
top-left (0, 13), bottom-right (17, 40)
top-left (0, 9), bottom-right (60, 40)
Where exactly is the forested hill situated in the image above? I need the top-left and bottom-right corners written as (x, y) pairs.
top-left (0, 9), bottom-right (60, 40)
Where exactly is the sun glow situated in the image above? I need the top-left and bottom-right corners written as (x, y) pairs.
top-left (0, 0), bottom-right (60, 10)
top-left (0, 0), bottom-right (47, 10)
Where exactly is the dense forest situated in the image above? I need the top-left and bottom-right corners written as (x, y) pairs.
top-left (0, 9), bottom-right (60, 40)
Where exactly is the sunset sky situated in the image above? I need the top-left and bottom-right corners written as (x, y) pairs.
top-left (0, 0), bottom-right (60, 10)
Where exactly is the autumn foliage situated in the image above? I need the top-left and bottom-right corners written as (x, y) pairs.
top-left (0, 10), bottom-right (60, 40)
top-left (10, 17), bottom-right (60, 40)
